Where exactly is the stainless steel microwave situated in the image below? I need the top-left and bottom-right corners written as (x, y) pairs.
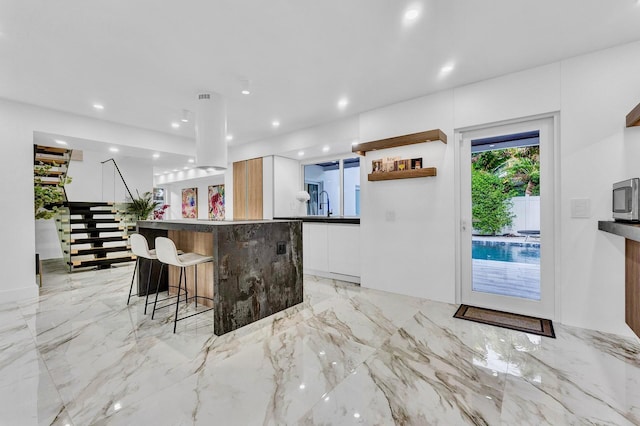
top-left (613, 178), bottom-right (640, 221)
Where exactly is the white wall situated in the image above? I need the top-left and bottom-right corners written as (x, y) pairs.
top-left (67, 149), bottom-right (153, 202)
top-left (0, 98), bottom-right (191, 303)
top-left (558, 41), bottom-right (640, 335)
top-left (161, 174), bottom-right (225, 220)
top-left (273, 156), bottom-right (302, 217)
top-left (360, 90), bottom-right (455, 304)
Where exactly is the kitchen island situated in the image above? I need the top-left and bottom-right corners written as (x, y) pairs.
top-left (137, 219), bottom-right (303, 335)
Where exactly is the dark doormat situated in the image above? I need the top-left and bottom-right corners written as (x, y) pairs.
top-left (453, 304), bottom-right (555, 338)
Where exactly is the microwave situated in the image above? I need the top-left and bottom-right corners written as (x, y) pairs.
top-left (613, 178), bottom-right (640, 221)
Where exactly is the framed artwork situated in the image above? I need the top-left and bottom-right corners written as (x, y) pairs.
top-left (181, 187), bottom-right (198, 218)
top-left (208, 184), bottom-right (225, 220)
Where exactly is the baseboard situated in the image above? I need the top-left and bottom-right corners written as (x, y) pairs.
top-left (304, 269), bottom-right (360, 284)
top-left (0, 283), bottom-right (39, 305)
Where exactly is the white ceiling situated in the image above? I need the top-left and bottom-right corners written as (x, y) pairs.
top-left (5, 1), bottom-right (640, 153)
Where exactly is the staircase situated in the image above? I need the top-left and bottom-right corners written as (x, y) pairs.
top-left (33, 145), bottom-right (137, 272)
top-left (34, 144), bottom-right (71, 196)
top-left (58, 202), bottom-right (136, 271)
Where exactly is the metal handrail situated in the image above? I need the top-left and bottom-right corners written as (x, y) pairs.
top-left (100, 158), bottom-right (134, 201)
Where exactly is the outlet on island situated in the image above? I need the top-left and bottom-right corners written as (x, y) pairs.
top-left (277, 241), bottom-right (287, 255)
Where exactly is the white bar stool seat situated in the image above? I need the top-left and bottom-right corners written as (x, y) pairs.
top-left (153, 236), bottom-right (214, 333)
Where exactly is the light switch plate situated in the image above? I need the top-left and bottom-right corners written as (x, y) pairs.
top-left (570, 198), bottom-right (591, 218)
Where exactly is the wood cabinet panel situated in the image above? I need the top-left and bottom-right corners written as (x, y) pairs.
top-left (247, 158), bottom-right (263, 220)
top-left (167, 230), bottom-right (214, 308)
top-left (233, 157), bottom-right (263, 220)
top-left (626, 239), bottom-right (640, 337)
top-left (233, 160), bottom-right (247, 220)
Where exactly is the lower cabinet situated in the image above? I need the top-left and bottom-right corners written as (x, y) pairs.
top-left (303, 222), bottom-right (360, 281)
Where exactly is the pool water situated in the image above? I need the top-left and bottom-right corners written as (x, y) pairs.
top-left (472, 241), bottom-right (540, 264)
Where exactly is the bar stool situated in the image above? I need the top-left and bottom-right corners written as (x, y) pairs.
top-left (127, 233), bottom-right (158, 314)
top-left (153, 236), bottom-right (215, 333)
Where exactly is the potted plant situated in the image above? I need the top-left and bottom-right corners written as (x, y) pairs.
top-left (127, 190), bottom-right (160, 220)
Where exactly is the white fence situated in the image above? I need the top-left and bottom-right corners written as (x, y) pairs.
top-left (503, 195), bottom-right (540, 234)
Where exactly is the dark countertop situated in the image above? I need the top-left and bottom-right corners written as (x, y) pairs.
top-left (274, 216), bottom-right (360, 224)
top-left (137, 219), bottom-right (297, 232)
top-left (598, 220), bottom-right (640, 242)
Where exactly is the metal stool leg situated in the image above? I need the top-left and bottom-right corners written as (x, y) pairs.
top-left (151, 263), bottom-right (165, 320)
top-left (195, 264), bottom-right (198, 308)
top-left (173, 267), bottom-right (185, 333)
top-left (143, 259), bottom-right (154, 315)
top-left (127, 258), bottom-right (139, 305)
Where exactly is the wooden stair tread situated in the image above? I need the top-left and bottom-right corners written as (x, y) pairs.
top-left (71, 255), bottom-right (136, 267)
top-left (70, 235), bottom-right (129, 244)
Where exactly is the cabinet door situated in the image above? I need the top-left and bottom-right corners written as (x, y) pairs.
top-left (328, 224), bottom-right (360, 277)
top-left (303, 223), bottom-right (328, 272)
top-left (233, 160), bottom-right (247, 220)
top-left (247, 158), bottom-right (263, 220)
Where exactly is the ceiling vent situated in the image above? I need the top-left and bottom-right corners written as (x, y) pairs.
top-left (195, 92), bottom-right (227, 170)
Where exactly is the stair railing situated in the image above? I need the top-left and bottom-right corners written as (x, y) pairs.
top-left (100, 158), bottom-right (134, 202)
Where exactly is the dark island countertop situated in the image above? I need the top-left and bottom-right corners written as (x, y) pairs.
top-left (274, 216), bottom-right (360, 224)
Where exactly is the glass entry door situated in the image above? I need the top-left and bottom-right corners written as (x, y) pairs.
top-left (459, 118), bottom-right (556, 319)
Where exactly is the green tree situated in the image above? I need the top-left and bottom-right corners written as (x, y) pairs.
top-left (472, 169), bottom-right (514, 235)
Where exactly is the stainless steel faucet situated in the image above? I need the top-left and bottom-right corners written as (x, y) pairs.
top-left (319, 190), bottom-right (331, 217)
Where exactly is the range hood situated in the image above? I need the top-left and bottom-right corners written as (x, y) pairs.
top-left (195, 92), bottom-right (227, 170)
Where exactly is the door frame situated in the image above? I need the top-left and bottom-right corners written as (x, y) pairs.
top-left (454, 114), bottom-right (561, 320)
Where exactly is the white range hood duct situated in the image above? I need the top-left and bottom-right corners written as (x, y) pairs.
top-left (195, 92), bottom-right (227, 170)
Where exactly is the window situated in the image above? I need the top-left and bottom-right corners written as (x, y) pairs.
top-left (303, 157), bottom-right (360, 217)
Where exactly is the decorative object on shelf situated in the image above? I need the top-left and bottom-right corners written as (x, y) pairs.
top-left (182, 187), bottom-right (198, 218)
top-left (627, 102), bottom-right (640, 128)
top-left (208, 184), bottom-right (225, 220)
top-left (153, 204), bottom-right (170, 220)
top-left (353, 128), bottom-right (447, 156)
top-left (367, 167), bottom-right (437, 181)
top-left (411, 158), bottom-right (422, 169)
top-left (295, 190), bottom-right (310, 202)
top-left (127, 190), bottom-right (160, 220)
top-left (372, 159), bottom-right (382, 173)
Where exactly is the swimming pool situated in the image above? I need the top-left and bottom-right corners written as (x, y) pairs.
top-left (472, 241), bottom-right (540, 264)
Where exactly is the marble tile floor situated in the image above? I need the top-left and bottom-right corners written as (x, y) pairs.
top-left (2, 260), bottom-right (640, 425)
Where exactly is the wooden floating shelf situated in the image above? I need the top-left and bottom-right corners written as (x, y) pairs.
top-left (627, 102), bottom-right (640, 128)
top-left (368, 167), bottom-right (437, 181)
top-left (353, 129), bottom-right (447, 156)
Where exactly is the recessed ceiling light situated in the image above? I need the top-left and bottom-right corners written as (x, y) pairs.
top-left (154, 173), bottom-right (160, 176)
top-left (152, 153), bottom-right (160, 159)
top-left (55, 139), bottom-right (67, 146)
top-left (298, 151), bottom-right (304, 157)
top-left (337, 98), bottom-right (349, 110)
top-left (181, 109), bottom-right (190, 123)
top-left (183, 166), bottom-right (189, 170)
top-left (404, 9), bottom-right (420, 21)
top-left (109, 147), bottom-right (119, 153)
top-left (226, 134), bottom-right (233, 141)
top-left (241, 89), bottom-right (250, 95)
top-left (440, 63), bottom-right (455, 75)
top-left (171, 122), bottom-right (180, 129)
top-left (188, 158), bottom-right (195, 163)
top-left (272, 120), bottom-right (280, 128)
top-left (322, 146), bottom-right (330, 152)
top-left (351, 140), bottom-right (358, 146)
top-left (172, 169), bottom-right (179, 172)
top-left (93, 103), bottom-right (104, 110)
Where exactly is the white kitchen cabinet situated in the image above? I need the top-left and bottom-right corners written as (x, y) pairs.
top-left (303, 222), bottom-right (360, 282)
